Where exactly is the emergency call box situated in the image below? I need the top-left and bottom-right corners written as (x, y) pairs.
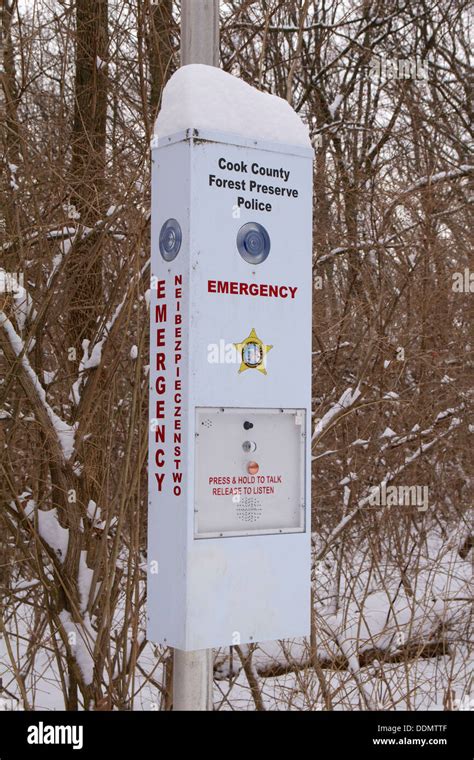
top-left (148, 125), bottom-right (313, 651)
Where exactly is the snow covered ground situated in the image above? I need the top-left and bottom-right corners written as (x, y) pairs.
top-left (1, 526), bottom-right (471, 711)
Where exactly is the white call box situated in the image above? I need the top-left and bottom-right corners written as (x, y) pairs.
top-left (195, 407), bottom-right (306, 538)
top-left (148, 123), bottom-right (313, 650)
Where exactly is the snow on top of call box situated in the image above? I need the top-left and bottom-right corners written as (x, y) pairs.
top-left (155, 64), bottom-right (311, 148)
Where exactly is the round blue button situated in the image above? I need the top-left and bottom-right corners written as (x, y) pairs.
top-left (159, 218), bottom-right (182, 261)
top-left (237, 222), bottom-right (271, 264)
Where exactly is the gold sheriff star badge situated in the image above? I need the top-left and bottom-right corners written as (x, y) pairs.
top-left (234, 328), bottom-right (273, 374)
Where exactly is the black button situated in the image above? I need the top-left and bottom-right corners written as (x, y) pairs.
top-left (243, 421), bottom-right (253, 430)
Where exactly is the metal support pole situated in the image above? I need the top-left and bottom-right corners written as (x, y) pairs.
top-left (172, 0), bottom-right (220, 712)
top-left (173, 649), bottom-right (214, 711)
top-left (181, 0), bottom-right (219, 67)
